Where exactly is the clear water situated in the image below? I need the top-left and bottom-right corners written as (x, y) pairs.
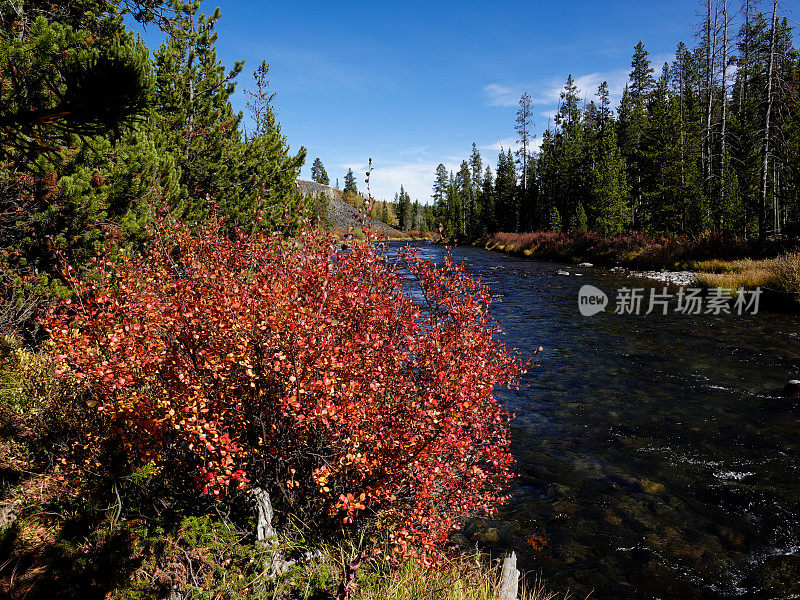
top-left (386, 241), bottom-right (800, 600)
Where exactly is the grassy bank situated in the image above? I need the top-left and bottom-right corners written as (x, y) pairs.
top-left (483, 231), bottom-right (800, 304)
top-left (691, 255), bottom-right (800, 298)
top-left (0, 340), bottom-right (555, 600)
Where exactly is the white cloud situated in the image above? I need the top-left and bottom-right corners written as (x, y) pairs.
top-left (483, 83), bottom-right (522, 107)
top-left (339, 158), bottom-right (462, 205)
top-left (481, 136), bottom-right (543, 156)
top-left (539, 109), bottom-right (558, 126)
top-left (479, 137), bottom-right (516, 152)
top-left (533, 68), bottom-right (630, 109)
top-left (486, 68), bottom-right (630, 115)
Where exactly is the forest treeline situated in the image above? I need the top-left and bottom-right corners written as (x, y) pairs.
top-left (388, 0), bottom-right (799, 242)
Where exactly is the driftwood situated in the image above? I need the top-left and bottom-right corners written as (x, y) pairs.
top-left (498, 551), bottom-right (519, 600)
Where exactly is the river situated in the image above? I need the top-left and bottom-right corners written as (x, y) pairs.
top-left (385, 241), bottom-right (800, 600)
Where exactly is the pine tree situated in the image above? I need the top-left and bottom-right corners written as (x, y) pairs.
top-left (343, 168), bottom-right (357, 195)
top-left (228, 60), bottom-right (306, 230)
top-left (619, 42), bottom-right (654, 229)
top-left (153, 0), bottom-right (244, 221)
top-left (432, 163), bottom-right (449, 225)
top-left (515, 92), bottom-right (534, 192)
top-left (671, 41), bottom-right (705, 234)
top-left (551, 75), bottom-right (587, 229)
top-left (536, 127), bottom-right (557, 230)
top-left (456, 160), bottom-right (473, 236)
top-left (411, 199), bottom-right (420, 231)
top-left (444, 171), bottom-right (463, 236)
top-left (519, 157), bottom-right (539, 232)
top-left (311, 158), bottom-right (330, 185)
top-left (0, 1), bottom-right (177, 287)
top-left (569, 201), bottom-right (588, 232)
top-left (477, 165), bottom-right (495, 234)
top-left (470, 142), bottom-right (483, 193)
top-left (397, 185), bottom-right (412, 231)
top-left (590, 82), bottom-right (630, 235)
top-left (548, 206), bottom-right (562, 232)
top-left (494, 149), bottom-right (518, 232)
top-left (641, 63), bottom-right (683, 232)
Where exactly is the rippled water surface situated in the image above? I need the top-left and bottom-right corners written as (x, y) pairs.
top-left (386, 241), bottom-right (800, 600)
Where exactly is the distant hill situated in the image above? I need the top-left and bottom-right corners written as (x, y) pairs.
top-left (296, 179), bottom-right (401, 235)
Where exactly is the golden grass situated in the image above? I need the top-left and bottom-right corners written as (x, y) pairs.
top-left (691, 254), bottom-right (800, 300)
top-left (352, 555), bottom-right (563, 600)
top-left (771, 252), bottom-right (800, 296)
top-left (694, 263), bottom-right (778, 291)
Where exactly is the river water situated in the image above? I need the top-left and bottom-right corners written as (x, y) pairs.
top-left (386, 241), bottom-right (800, 600)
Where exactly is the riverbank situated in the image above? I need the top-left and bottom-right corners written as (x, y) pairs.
top-left (481, 231), bottom-right (800, 306)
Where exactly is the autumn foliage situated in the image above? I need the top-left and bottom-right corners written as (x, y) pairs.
top-left (45, 218), bottom-right (520, 560)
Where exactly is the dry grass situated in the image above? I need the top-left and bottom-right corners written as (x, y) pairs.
top-left (771, 252), bottom-right (800, 297)
top-left (353, 555), bottom-right (563, 600)
top-left (691, 254), bottom-right (800, 300)
top-left (693, 259), bottom-right (779, 291)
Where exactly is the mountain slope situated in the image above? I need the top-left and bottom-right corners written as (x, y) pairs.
top-left (296, 179), bottom-right (400, 234)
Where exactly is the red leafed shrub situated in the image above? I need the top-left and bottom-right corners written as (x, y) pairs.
top-left (45, 218), bottom-right (520, 561)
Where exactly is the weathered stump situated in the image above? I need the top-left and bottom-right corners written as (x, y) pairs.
top-left (499, 551), bottom-right (519, 600)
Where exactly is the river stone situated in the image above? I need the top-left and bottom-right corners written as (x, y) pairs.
top-left (639, 478), bottom-right (665, 494)
top-left (577, 262), bottom-right (593, 267)
top-left (480, 527), bottom-right (500, 543)
top-left (557, 270), bottom-right (570, 276)
top-left (784, 380), bottom-right (800, 397)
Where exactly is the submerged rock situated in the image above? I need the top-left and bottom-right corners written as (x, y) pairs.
top-left (557, 270), bottom-right (570, 276)
top-left (639, 478), bottom-right (666, 494)
top-left (784, 380), bottom-right (800, 397)
top-left (481, 527), bottom-right (501, 543)
top-left (577, 262), bottom-right (594, 267)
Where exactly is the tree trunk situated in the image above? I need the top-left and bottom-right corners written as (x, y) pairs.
top-left (739, 0), bottom-right (751, 111)
top-left (720, 0), bottom-right (729, 229)
top-left (704, 0), bottom-right (718, 226)
top-left (759, 0), bottom-right (777, 242)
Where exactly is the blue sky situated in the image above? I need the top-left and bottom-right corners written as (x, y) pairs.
top-left (132, 1), bottom-right (718, 203)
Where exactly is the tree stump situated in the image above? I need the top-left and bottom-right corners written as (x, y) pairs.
top-left (499, 551), bottom-right (519, 600)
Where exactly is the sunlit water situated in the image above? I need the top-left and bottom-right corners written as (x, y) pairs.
top-left (384, 241), bottom-right (800, 600)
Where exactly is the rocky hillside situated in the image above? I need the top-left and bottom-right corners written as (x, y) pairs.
top-left (296, 179), bottom-right (401, 234)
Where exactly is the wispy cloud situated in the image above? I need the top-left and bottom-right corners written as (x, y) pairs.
top-left (268, 49), bottom-right (366, 93)
top-left (339, 155), bottom-right (467, 205)
top-left (480, 136), bottom-right (543, 155)
top-left (483, 83), bottom-right (522, 107)
top-left (486, 59), bottom-right (680, 120)
top-left (533, 68), bottom-right (630, 108)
